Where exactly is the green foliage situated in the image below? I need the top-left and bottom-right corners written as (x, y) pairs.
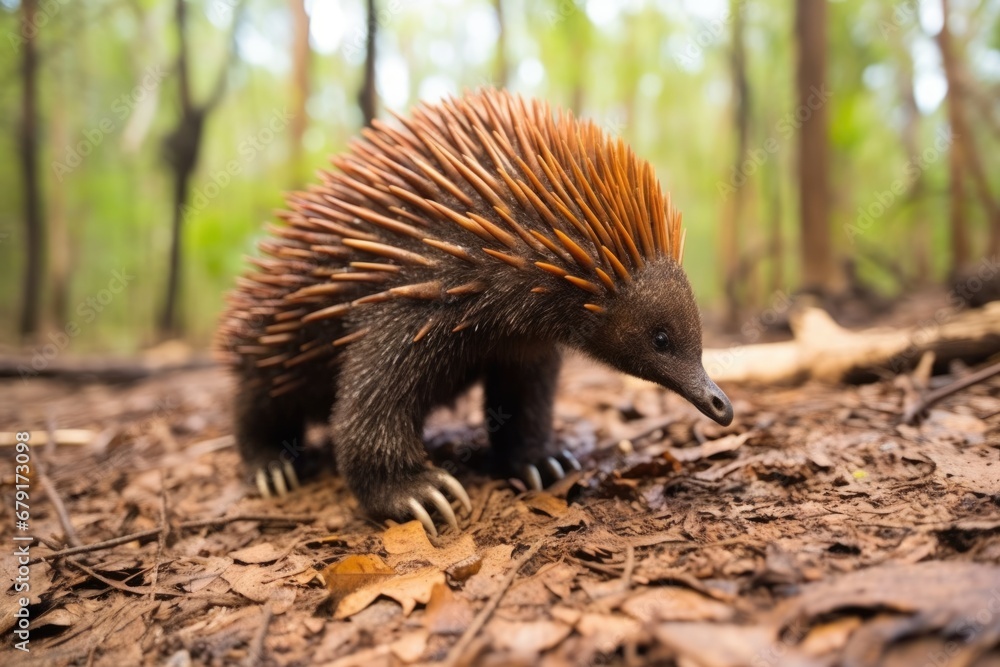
top-left (1, 0), bottom-right (998, 350)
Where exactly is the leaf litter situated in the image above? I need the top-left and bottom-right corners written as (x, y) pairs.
top-left (0, 348), bottom-right (998, 665)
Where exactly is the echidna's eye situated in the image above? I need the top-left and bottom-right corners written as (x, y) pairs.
top-left (652, 331), bottom-right (669, 351)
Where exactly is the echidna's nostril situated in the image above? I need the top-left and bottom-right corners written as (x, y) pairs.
top-left (711, 396), bottom-right (725, 412)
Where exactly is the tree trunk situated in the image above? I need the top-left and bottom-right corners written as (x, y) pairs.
top-left (359, 0), bottom-right (377, 127)
top-left (288, 0), bottom-right (310, 186)
top-left (722, 0), bottom-right (749, 330)
top-left (936, 3), bottom-right (1000, 259)
top-left (50, 59), bottom-right (71, 325)
top-left (938, 0), bottom-right (970, 273)
top-left (160, 170), bottom-right (192, 336)
top-left (794, 0), bottom-right (835, 293)
top-left (158, 0), bottom-right (237, 337)
top-left (892, 15), bottom-right (931, 284)
top-left (18, 0), bottom-right (44, 340)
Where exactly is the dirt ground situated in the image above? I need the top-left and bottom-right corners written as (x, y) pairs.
top-left (2, 335), bottom-right (1000, 665)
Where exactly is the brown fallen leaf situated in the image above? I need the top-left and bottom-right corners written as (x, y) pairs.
top-left (221, 564), bottom-right (297, 613)
top-left (521, 491), bottom-right (569, 518)
top-left (383, 520), bottom-right (477, 571)
top-left (621, 586), bottom-right (735, 623)
top-left (488, 618), bottom-right (573, 656)
top-left (322, 553), bottom-right (396, 603)
top-left (654, 622), bottom-right (789, 667)
top-left (335, 567), bottom-right (445, 619)
top-left (576, 613), bottom-right (644, 655)
top-left (445, 554), bottom-right (483, 583)
top-left (424, 582), bottom-right (474, 635)
top-left (230, 541), bottom-right (285, 564)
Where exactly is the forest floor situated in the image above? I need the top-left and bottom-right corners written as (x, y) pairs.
top-left (2, 300), bottom-right (1000, 666)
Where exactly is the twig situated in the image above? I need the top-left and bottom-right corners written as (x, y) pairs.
top-left (598, 415), bottom-right (676, 451)
top-left (619, 543), bottom-right (635, 591)
top-left (28, 527), bottom-right (162, 565)
top-left (245, 604), bottom-right (273, 667)
top-left (177, 513), bottom-right (318, 530)
top-left (445, 540), bottom-right (545, 666)
top-left (150, 472), bottom-right (169, 601)
top-left (64, 559), bottom-right (181, 597)
top-left (903, 359), bottom-right (1000, 424)
top-left (37, 424), bottom-right (81, 547)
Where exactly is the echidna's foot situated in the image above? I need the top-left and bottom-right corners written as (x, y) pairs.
top-left (366, 468), bottom-right (472, 537)
top-left (251, 460), bottom-right (301, 499)
top-left (519, 449), bottom-right (582, 491)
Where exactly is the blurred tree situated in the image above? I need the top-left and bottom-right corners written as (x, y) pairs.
top-left (937, 0), bottom-right (1000, 265)
top-left (889, 9), bottom-right (931, 284)
top-left (794, 0), bottom-right (836, 293)
top-left (722, 0), bottom-right (749, 330)
top-left (18, 0), bottom-right (44, 340)
top-left (359, 0), bottom-right (377, 126)
top-left (159, 0), bottom-right (240, 337)
top-left (288, 0), bottom-right (311, 185)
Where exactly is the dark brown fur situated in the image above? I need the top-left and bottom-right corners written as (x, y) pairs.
top-left (217, 89), bottom-right (732, 524)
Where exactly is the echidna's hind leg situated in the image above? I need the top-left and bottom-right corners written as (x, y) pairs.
top-left (484, 347), bottom-right (581, 490)
top-left (233, 377), bottom-right (311, 498)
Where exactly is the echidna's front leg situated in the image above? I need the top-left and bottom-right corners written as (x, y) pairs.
top-left (331, 342), bottom-right (471, 536)
top-left (485, 347), bottom-right (581, 489)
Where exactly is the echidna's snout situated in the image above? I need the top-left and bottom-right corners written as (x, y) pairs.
top-left (680, 368), bottom-right (733, 426)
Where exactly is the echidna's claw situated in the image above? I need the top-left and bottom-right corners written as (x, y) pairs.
top-left (254, 462), bottom-right (299, 499)
top-left (271, 465), bottom-right (288, 496)
top-left (427, 488), bottom-right (458, 531)
top-left (544, 456), bottom-right (565, 480)
top-left (283, 460), bottom-right (301, 490)
top-left (435, 471), bottom-right (472, 514)
top-left (560, 450), bottom-right (582, 471)
top-left (400, 470), bottom-right (471, 537)
top-left (407, 498), bottom-right (438, 537)
top-left (523, 464), bottom-right (544, 491)
top-left (256, 468), bottom-right (272, 499)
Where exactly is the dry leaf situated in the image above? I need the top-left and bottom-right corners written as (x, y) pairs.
top-left (322, 554), bottom-right (396, 602)
top-left (335, 567), bottom-right (445, 619)
top-left (621, 587), bottom-right (735, 623)
top-left (229, 542), bottom-right (285, 564)
top-left (424, 583), bottom-right (474, 635)
top-left (383, 520), bottom-right (477, 570)
top-left (488, 618), bottom-right (572, 656)
top-left (522, 492), bottom-right (569, 518)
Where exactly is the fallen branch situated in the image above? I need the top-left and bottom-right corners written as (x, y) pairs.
top-left (703, 303), bottom-right (1000, 385)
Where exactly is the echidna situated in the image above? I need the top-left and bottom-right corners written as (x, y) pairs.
top-left (217, 88), bottom-right (732, 535)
